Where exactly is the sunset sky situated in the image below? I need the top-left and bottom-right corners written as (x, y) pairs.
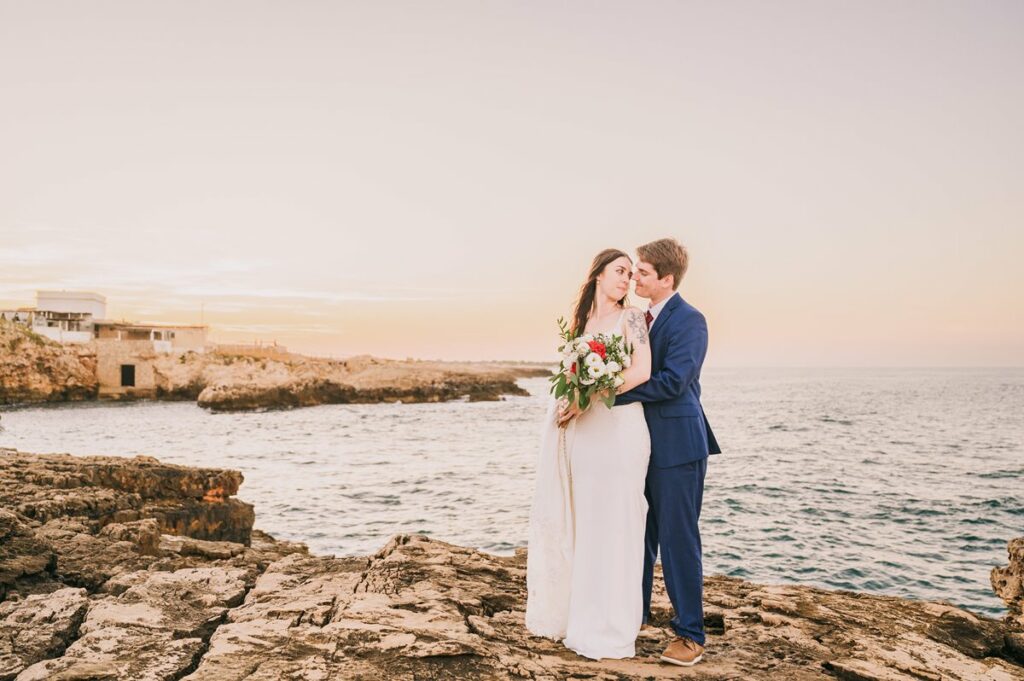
top-left (1, 1), bottom-right (1021, 365)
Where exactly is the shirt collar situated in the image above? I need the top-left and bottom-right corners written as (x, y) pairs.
top-left (648, 294), bottom-right (672, 322)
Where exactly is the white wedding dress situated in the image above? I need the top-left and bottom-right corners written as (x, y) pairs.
top-left (525, 312), bottom-right (651, 660)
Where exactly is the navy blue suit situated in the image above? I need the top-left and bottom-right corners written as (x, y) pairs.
top-left (615, 292), bottom-right (720, 645)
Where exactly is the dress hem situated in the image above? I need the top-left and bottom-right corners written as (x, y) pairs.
top-left (564, 640), bottom-right (637, 661)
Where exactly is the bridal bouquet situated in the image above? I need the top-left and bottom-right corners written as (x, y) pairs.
top-left (550, 317), bottom-right (633, 410)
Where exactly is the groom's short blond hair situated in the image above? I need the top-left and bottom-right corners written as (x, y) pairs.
top-left (637, 238), bottom-right (688, 290)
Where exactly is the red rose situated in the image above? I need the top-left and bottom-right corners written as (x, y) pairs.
top-left (587, 340), bottom-right (607, 359)
top-left (570, 362), bottom-right (577, 374)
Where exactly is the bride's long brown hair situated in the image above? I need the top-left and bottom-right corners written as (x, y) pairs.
top-left (570, 248), bottom-right (631, 336)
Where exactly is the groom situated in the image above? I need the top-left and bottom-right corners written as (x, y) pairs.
top-left (616, 238), bottom-right (720, 667)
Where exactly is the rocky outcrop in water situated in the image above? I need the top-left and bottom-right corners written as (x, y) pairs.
top-left (0, 448), bottom-right (254, 548)
top-left (177, 354), bottom-right (545, 411)
top-left (2, 447), bottom-right (1022, 680)
top-left (0, 320), bottom-right (97, 404)
top-left (994, 539), bottom-right (1024, 624)
top-left (994, 537), bottom-right (1024, 662)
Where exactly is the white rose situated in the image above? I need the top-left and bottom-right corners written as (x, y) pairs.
top-left (623, 355), bottom-right (632, 369)
top-left (614, 375), bottom-right (625, 387)
top-left (605, 360), bottom-right (621, 374)
top-left (585, 352), bottom-right (603, 367)
top-left (589, 363), bottom-right (606, 379)
top-left (575, 339), bottom-right (590, 355)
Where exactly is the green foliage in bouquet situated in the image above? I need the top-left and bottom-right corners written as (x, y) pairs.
top-left (549, 316), bottom-right (633, 411)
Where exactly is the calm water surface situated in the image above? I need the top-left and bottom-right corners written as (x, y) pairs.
top-left (2, 368), bottom-right (1021, 616)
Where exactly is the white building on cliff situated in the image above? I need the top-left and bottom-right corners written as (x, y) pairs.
top-left (30, 290), bottom-right (107, 343)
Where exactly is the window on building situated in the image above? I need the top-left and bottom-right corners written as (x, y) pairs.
top-left (120, 364), bottom-right (135, 387)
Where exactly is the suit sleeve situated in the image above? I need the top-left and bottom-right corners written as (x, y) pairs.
top-left (616, 313), bottom-right (708, 405)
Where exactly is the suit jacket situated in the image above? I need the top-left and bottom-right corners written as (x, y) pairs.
top-left (615, 292), bottom-right (721, 468)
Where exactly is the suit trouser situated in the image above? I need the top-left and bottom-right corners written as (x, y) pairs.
top-left (641, 457), bottom-right (707, 645)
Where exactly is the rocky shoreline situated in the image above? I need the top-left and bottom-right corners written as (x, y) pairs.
top-left (0, 319), bottom-right (550, 411)
top-left (1, 447), bottom-right (1022, 679)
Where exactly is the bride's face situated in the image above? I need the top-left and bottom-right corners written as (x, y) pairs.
top-left (595, 256), bottom-right (633, 301)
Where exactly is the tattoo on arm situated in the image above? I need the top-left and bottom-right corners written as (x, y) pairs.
top-left (626, 310), bottom-right (648, 345)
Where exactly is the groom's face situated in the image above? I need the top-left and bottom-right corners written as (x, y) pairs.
top-left (632, 260), bottom-right (673, 301)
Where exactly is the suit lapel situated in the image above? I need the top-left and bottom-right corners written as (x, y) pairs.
top-left (648, 293), bottom-right (682, 339)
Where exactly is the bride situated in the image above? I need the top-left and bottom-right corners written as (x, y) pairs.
top-left (525, 248), bottom-right (652, 660)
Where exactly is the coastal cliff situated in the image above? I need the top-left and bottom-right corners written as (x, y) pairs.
top-left (0, 319), bottom-right (549, 409)
top-left (1, 448), bottom-right (1022, 680)
top-left (0, 320), bottom-right (97, 404)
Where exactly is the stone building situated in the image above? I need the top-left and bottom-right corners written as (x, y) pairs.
top-left (92, 322), bottom-right (208, 398)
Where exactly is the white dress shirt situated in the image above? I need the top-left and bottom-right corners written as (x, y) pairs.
top-left (647, 295), bottom-right (673, 324)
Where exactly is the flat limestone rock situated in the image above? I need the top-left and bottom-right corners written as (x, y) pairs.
top-left (15, 631), bottom-right (206, 681)
top-left (98, 519), bottom-right (162, 556)
top-left (0, 449), bottom-right (254, 544)
top-left (82, 567), bottom-right (249, 639)
top-left (16, 567), bottom-right (249, 681)
top-left (158, 533), bottom-right (247, 560)
top-left (925, 604), bottom-right (1007, 659)
top-left (0, 449), bottom-right (243, 502)
top-left (0, 509), bottom-right (54, 597)
top-left (35, 519), bottom-right (158, 590)
top-left (182, 534), bottom-right (1024, 680)
top-left (2, 450), bottom-right (1022, 680)
top-left (0, 587), bottom-right (88, 681)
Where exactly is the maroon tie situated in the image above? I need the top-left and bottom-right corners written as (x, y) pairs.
top-left (645, 310), bottom-right (654, 328)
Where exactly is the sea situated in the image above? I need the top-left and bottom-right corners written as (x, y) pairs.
top-left (1, 368), bottom-right (1021, 617)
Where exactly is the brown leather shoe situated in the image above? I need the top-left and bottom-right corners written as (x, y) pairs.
top-left (660, 636), bottom-right (704, 666)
